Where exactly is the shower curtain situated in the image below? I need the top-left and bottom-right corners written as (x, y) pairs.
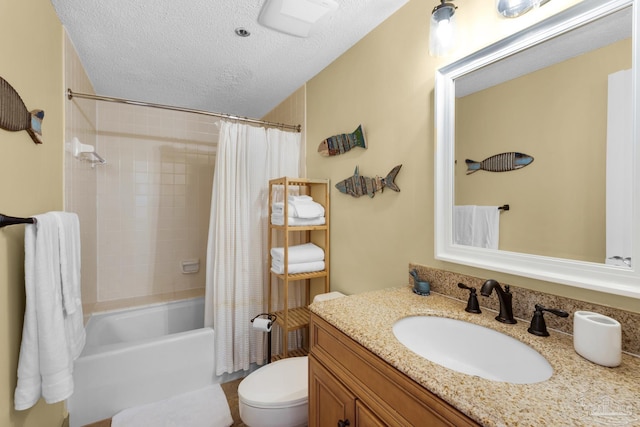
top-left (205, 121), bottom-right (302, 375)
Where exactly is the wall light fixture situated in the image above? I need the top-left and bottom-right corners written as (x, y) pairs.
top-left (429, 0), bottom-right (458, 57)
top-left (496, 0), bottom-right (550, 18)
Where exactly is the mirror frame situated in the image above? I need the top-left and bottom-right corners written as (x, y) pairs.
top-left (434, 0), bottom-right (640, 299)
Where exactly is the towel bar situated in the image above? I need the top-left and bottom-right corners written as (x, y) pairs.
top-left (0, 213), bottom-right (35, 228)
top-left (498, 204), bottom-right (510, 211)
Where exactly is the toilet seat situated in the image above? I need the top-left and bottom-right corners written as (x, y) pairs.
top-left (239, 356), bottom-right (308, 409)
top-left (238, 356), bottom-right (308, 427)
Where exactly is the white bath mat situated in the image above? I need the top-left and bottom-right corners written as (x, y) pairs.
top-left (111, 384), bottom-right (233, 427)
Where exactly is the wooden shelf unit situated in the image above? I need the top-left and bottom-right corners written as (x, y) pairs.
top-left (268, 177), bottom-right (330, 359)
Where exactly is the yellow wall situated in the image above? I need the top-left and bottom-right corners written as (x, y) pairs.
top-left (456, 39), bottom-right (631, 262)
top-left (0, 0), bottom-right (66, 425)
top-left (306, 0), bottom-right (640, 313)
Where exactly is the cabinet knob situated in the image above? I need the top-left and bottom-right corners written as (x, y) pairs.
top-left (338, 420), bottom-right (350, 427)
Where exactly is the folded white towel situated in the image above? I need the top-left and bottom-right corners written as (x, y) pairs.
top-left (270, 243), bottom-right (325, 265)
top-left (15, 212), bottom-right (84, 410)
top-left (272, 200), bottom-right (325, 219)
top-left (271, 214), bottom-right (326, 226)
top-left (271, 260), bottom-right (325, 275)
top-left (271, 257), bottom-right (326, 273)
top-left (288, 195), bottom-right (313, 202)
top-left (292, 201), bottom-right (325, 219)
top-left (112, 384), bottom-right (233, 427)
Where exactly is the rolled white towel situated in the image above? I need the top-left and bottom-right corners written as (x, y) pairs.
top-left (271, 260), bottom-right (325, 275)
top-left (270, 242), bottom-right (325, 265)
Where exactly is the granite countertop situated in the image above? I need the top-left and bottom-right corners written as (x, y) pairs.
top-left (309, 286), bottom-right (640, 427)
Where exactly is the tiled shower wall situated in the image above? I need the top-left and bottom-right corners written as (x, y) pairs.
top-left (93, 103), bottom-right (219, 308)
top-left (64, 31), bottom-right (220, 315)
top-left (64, 31), bottom-right (98, 311)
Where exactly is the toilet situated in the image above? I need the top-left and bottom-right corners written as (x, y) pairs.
top-left (238, 356), bottom-right (308, 427)
top-left (238, 291), bottom-right (346, 427)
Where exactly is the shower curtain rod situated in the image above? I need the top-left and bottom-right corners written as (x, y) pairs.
top-left (66, 89), bottom-right (302, 133)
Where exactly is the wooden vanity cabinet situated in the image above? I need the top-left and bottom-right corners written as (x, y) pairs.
top-left (310, 357), bottom-right (386, 426)
top-left (309, 313), bottom-right (480, 427)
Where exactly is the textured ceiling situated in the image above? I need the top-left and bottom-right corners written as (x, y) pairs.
top-left (51, 0), bottom-right (409, 119)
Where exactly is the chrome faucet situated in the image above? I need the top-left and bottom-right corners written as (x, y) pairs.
top-left (480, 279), bottom-right (516, 324)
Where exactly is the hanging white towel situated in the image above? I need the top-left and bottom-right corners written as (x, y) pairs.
top-left (53, 212), bottom-right (86, 361)
top-left (453, 206), bottom-right (475, 246)
top-left (14, 212), bottom-right (85, 410)
top-left (54, 212), bottom-right (81, 315)
top-left (472, 206), bottom-right (500, 249)
top-left (453, 206), bottom-right (500, 249)
top-left (270, 242), bottom-right (325, 265)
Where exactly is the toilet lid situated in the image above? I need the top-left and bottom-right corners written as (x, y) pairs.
top-left (238, 356), bottom-right (308, 409)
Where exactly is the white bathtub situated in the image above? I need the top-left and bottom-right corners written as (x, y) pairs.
top-left (68, 297), bottom-right (232, 427)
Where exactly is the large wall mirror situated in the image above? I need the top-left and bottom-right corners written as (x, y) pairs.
top-left (435, 0), bottom-right (640, 298)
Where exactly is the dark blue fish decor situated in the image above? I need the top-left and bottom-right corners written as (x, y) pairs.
top-left (0, 76), bottom-right (44, 144)
top-left (335, 164), bottom-right (401, 198)
top-left (317, 125), bottom-right (367, 156)
top-left (465, 152), bottom-right (533, 175)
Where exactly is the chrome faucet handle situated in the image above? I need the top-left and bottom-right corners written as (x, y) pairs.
top-left (457, 283), bottom-right (481, 314)
top-left (527, 304), bottom-right (569, 337)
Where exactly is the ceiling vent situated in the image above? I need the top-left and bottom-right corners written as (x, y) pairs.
top-left (258, 0), bottom-right (339, 37)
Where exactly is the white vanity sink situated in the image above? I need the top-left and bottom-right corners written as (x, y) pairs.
top-left (392, 316), bottom-right (552, 384)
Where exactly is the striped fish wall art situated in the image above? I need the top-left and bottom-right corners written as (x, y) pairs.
top-left (0, 76), bottom-right (44, 144)
top-left (465, 152), bottom-right (533, 175)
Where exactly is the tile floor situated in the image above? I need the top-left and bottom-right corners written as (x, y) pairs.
top-left (82, 378), bottom-right (246, 427)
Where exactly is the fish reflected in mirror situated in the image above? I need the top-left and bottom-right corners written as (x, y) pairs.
top-left (465, 152), bottom-right (533, 175)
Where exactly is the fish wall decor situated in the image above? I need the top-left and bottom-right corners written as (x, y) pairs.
top-left (465, 152), bottom-right (533, 174)
top-left (0, 76), bottom-right (44, 144)
top-left (335, 164), bottom-right (401, 198)
top-left (317, 124), bottom-right (367, 156)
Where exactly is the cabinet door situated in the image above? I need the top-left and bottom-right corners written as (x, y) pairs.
top-left (355, 400), bottom-right (386, 427)
top-left (309, 357), bottom-right (356, 427)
